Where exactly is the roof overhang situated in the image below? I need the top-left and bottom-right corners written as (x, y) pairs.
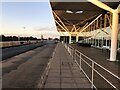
top-left (50, 1), bottom-right (120, 33)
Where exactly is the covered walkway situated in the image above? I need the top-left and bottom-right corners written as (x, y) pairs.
top-left (38, 43), bottom-right (91, 88)
top-left (49, 1), bottom-right (120, 89)
top-left (51, 1), bottom-right (120, 61)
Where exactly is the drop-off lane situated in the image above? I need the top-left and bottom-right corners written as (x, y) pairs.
top-left (1, 41), bottom-right (47, 60)
top-left (2, 40), bottom-right (57, 88)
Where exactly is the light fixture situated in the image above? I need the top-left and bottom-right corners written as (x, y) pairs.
top-left (75, 11), bottom-right (83, 14)
top-left (66, 10), bottom-right (73, 14)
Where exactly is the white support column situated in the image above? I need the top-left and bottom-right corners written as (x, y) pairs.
top-left (76, 35), bottom-right (79, 42)
top-left (102, 37), bottom-right (104, 47)
top-left (69, 35), bottom-right (72, 44)
top-left (87, 0), bottom-right (119, 61)
top-left (87, 39), bottom-right (89, 44)
top-left (110, 10), bottom-right (119, 61)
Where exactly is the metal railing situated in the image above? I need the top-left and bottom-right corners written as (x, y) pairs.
top-left (65, 44), bottom-right (74, 58)
top-left (65, 44), bottom-right (120, 90)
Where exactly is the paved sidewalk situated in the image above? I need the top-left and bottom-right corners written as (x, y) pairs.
top-left (41, 43), bottom-right (91, 88)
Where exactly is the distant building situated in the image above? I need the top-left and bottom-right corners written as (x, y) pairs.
top-left (48, 37), bottom-right (52, 40)
top-left (41, 35), bottom-right (43, 40)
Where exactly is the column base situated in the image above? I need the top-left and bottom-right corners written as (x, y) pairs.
top-left (107, 59), bottom-right (119, 62)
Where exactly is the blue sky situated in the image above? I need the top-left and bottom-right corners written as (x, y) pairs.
top-left (1, 1), bottom-right (59, 39)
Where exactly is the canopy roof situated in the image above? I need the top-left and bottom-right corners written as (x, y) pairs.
top-left (50, 1), bottom-right (120, 32)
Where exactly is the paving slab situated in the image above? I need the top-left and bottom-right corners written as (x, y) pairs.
top-left (40, 43), bottom-right (91, 89)
top-left (48, 72), bottom-right (60, 78)
top-left (44, 83), bottom-right (60, 88)
top-left (46, 78), bottom-right (60, 83)
top-left (61, 78), bottom-right (74, 83)
top-left (61, 83), bottom-right (77, 88)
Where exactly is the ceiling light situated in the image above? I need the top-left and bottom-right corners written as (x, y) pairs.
top-left (66, 10), bottom-right (73, 14)
top-left (76, 11), bottom-right (83, 14)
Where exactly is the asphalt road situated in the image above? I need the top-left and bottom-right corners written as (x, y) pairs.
top-left (2, 40), bottom-right (57, 88)
top-left (1, 41), bottom-right (47, 60)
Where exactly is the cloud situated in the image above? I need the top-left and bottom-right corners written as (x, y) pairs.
top-left (31, 26), bottom-right (59, 38)
top-left (34, 26), bottom-right (57, 32)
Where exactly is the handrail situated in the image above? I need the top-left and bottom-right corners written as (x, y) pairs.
top-left (94, 61), bottom-right (120, 80)
top-left (77, 49), bottom-right (120, 81)
top-left (65, 44), bottom-right (120, 90)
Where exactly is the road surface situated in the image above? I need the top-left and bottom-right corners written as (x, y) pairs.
top-left (2, 40), bottom-right (57, 88)
top-left (1, 41), bottom-right (47, 60)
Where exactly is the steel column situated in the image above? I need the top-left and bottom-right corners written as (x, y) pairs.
top-left (76, 35), bottom-right (79, 42)
top-left (110, 11), bottom-right (119, 61)
top-left (69, 35), bottom-right (72, 44)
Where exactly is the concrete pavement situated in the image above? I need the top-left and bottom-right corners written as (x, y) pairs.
top-left (38, 43), bottom-right (91, 88)
top-left (2, 41), bottom-right (56, 88)
top-left (1, 41), bottom-right (47, 60)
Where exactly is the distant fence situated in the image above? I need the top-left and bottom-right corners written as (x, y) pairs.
top-left (64, 43), bottom-right (120, 90)
top-left (0, 40), bottom-right (41, 48)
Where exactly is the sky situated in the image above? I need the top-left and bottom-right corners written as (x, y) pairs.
top-left (1, 0), bottom-right (59, 39)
